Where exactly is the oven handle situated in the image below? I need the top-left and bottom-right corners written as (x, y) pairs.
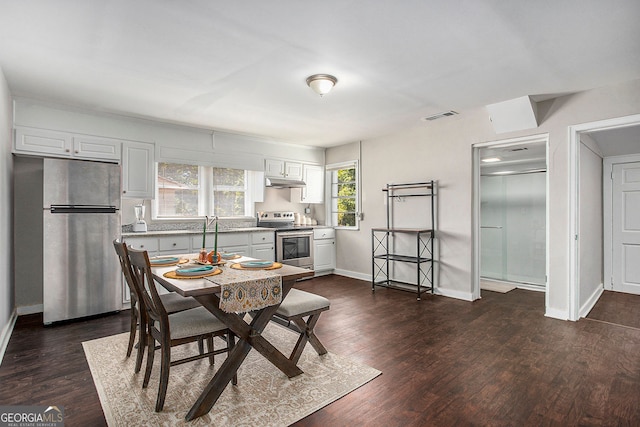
top-left (277, 231), bottom-right (314, 238)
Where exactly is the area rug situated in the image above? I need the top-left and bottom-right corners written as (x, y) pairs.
top-left (480, 279), bottom-right (516, 293)
top-left (82, 323), bottom-right (381, 426)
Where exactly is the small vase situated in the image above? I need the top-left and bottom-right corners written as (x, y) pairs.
top-left (198, 248), bottom-right (208, 263)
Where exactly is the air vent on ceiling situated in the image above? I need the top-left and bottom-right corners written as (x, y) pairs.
top-left (510, 147), bottom-right (529, 152)
top-left (421, 110), bottom-right (458, 121)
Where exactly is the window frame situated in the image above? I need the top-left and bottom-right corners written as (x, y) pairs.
top-left (152, 162), bottom-right (257, 220)
top-left (325, 160), bottom-right (360, 230)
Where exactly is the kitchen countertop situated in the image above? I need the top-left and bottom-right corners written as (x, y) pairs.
top-left (122, 227), bottom-right (275, 237)
top-left (122, 225), bottom-right (333, 238)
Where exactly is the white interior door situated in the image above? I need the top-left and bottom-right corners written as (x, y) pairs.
top-left (612, 162), bottom-right (640, 294)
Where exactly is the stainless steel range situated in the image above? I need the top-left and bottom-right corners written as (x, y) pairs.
top-left (257, 211), bottom-right (314, 270)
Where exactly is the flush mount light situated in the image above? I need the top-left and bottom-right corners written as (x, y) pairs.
top-left (306, 74), bottom-right (338, 96)
top-left (481, 157), bottom-right (501, 163)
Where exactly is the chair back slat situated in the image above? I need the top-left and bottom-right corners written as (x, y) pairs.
top-left (113, 239), bottom-right (141, 305)
top-left (127, 247), bottom-right (170, 328)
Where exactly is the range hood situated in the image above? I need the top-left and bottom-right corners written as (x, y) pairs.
top-left (265, 177), bottom-right (306, 189)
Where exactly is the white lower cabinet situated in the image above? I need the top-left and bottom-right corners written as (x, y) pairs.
top-left (250, 231), bottom-right (275, 261)
top-left (122, 230), bottom-right (277, 302)
top-left (192, 232), bottom-right (250, 253)
top-left (313, 228), bottom-right (336, 275)
top-left (251, 244), bottom-right (275, 261)
top-left (125, 236), bottom-right (159, 255)
top-left (158, 235), bottom-right (190, 254)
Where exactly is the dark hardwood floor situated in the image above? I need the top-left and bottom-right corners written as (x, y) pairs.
top-left (587, 290), bottom-right (640, 330)
top-left (1, 275), bottom-right (639, 426)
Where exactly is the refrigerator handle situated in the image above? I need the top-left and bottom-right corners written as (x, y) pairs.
top-left (49, 205), bottom-right (118, 214)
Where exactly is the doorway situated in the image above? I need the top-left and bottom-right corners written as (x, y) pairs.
top-left (472, 134), bottom-right (549, 302)
top-left (569, 114), bottom-right (640, 320)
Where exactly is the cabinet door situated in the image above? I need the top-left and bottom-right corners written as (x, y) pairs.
top-left (158, 235), bottom-right (190, 254)
top-left (314, 239), bottom-right (336, 271)
top-left (219, 245), bottom-right (250, 257)
top-left (251, 231), bottom-right (274, 245)
top-left (285, 161), bottom-right (303, 180)
top-left (251, 243), bottom-right (275, 261)
top-left (73, 136), bottom-right (121, 160)
top-left (301, 164), bottom-right (324, 203)
top-left (125, 237), bottom-right (159, 255)
top-left (265, 159), bottom-right (285, 177)
top-left (192, 232), bottom-right (250, 251)
top-left (14, 127), bottom-right (73, 157)
top-left (122, 141), bottom-right (155, 199)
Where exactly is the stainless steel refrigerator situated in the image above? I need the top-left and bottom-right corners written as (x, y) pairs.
top-left (43, 158), bottom-right (122, 324)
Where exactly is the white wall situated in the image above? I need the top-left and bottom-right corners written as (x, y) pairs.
top-left (0, 66), bottom-right (15, 357)
top-left (328, 78), bottom-right (640, 318)
top-left (579, 135), bottom-right (604, 315)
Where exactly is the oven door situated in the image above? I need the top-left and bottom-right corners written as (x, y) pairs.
top-left (276, 230), bottom-right (313, 269)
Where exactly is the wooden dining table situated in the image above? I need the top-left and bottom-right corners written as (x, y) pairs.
top-left (151, 255), bottom-right (314, 421)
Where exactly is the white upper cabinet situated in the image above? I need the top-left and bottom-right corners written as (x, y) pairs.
top-left (301, 164), bottom-right (324, 203)
top-left (15, 127), bottom-right (121, 161)
top-left (14, 127), bottom-right (73, 157)
top-left (265, 159), bottom-right (303, 180)
top-left (285, 161), bottom-right (303, 180)
top-left (265, 159), bottom-right (285, 177)
top-left (72, 135), bottom-right (121, 160)
top-left (122, 141), bottom-right (155, 199)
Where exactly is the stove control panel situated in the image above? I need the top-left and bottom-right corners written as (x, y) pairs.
top-left (258, 211), bottom-right (295, 221)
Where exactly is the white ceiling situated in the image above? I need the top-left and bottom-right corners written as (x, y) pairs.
top-left (1, 1), bottom-right (639, 147)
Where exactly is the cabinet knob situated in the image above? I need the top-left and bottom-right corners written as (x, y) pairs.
top-left (123, 190), bottom-right (127, 194)
top-left (75, 150), bottom-right (79, 154)
top-left (65, 149), bottom-right (70, 153)
top-left (172, 243), bottom-right (177, 246)
top-left (140, 245), bottom-right (144, 248)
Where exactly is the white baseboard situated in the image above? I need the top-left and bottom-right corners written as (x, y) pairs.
top-left (333, 269), bottom-right (474, 301)
top-left (435, 287), bottom-right (474, 301)
top-left (0, 309), bottom-right (18, 367)
top-left (579, 284), bottom-right (604, 318)
top-left (17, 304), bottom-right (43, 315)
top-left (545, 307), bottom-right (570, 321)
top-left (333, 268), bottom-right (370, 282)
top-left (313, 270), bottom-right (334, 278)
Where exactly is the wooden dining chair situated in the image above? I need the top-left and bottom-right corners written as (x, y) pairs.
top-left (112, 239), bottom-right (201, 373)
top-left (272, 288), bottom-right (330, 364)
top-left (127, 246), bottom-right (236, 412)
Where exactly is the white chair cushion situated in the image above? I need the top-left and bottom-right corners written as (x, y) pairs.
top-left (157, 306), bottom-right (227, 340)
top-left (276, 289), bottom-right (330, 318)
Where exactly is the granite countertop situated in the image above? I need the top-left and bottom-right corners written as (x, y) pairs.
top-left (122, 225), bottom-right (332, 237)
top-left (122, 227), bottom-right (275, 237)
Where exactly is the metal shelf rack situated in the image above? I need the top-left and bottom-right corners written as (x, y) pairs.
top-left (371, 181), bottom-right (436, 300)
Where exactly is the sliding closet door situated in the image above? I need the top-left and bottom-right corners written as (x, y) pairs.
top-left (481, 176), bottom-right (505, 279)
top-left (504, 173), bottom-right (546, 284)
top-left (480, 172), bottom-right (546, 285)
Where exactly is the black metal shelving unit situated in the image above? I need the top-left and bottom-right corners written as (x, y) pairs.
top-left (371, 181), bottom-right (436, 300)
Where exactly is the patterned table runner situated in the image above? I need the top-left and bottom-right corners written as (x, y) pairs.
top-left (207, 267), bottom-right (282, 313)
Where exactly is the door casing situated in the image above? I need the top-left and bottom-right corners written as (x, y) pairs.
top-left (569, 114), bottom-right (640, 321)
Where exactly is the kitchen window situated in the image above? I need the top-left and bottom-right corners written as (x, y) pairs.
top-left (326, 161), bottom-right (359, 230)
top-left (154, 162), bottom-right (257, 219)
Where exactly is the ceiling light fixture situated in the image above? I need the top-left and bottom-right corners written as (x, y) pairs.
top-left (481, 157), bottom-right (501, 163)
top-left (306, 74), bottom-right (337, 97)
